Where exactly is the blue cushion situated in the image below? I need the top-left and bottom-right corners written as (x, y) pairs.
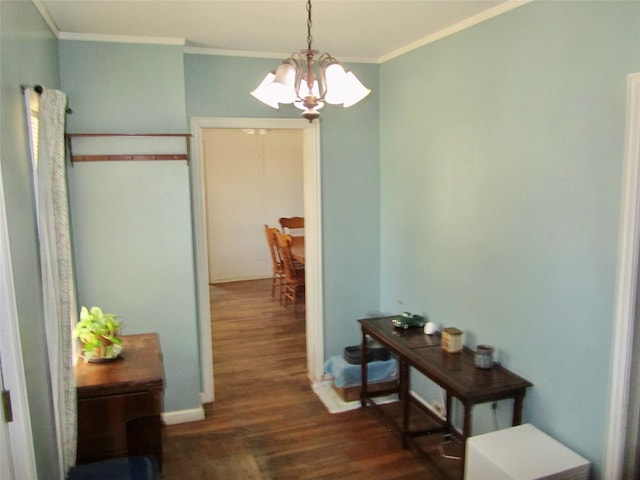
top-left (67, 456), bottom-right (158, 480)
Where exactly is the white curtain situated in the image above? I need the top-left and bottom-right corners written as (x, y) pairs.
top-left (32, 87), bottom-right (77, 476)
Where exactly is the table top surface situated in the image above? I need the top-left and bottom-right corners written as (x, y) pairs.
top-left (290, 235), bottom-right (304, 263)
top-left (359, 315), bottom-right (441, 349)
top-left (75, 333), bottom-right (164, 397)
top-left (358, 316), bottom-right (532, 401)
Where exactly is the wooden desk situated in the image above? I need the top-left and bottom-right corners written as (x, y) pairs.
top-left (75, 333), bottom-right (165, 468)
top-left (290, 235), bottom-right (304, 263)
top-left (358, 317), bottom-right (532, 479)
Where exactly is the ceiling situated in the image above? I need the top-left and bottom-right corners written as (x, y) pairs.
top-left (35, 0), bottom-right (528, 63)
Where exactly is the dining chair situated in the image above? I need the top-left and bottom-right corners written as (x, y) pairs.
top-left (274, 231), bottom-right (305, 316)
top-left (264, 225), bottom-right (285, 304)
top-left (279, 216), bottom-right (304, 235)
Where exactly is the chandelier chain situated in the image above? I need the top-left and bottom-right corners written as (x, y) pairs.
top-left (306, 0), bottom-right (313, 51)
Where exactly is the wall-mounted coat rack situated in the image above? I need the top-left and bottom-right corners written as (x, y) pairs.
top-left (65, 133), bottom-right (191, 164)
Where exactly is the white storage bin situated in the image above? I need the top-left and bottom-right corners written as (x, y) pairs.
top-left (465, 424), bottom-right (590, 480)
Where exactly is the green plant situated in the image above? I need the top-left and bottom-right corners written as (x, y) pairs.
top-left (73, 306), bottom-right (123, 362)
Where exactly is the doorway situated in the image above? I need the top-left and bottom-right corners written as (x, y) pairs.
top-left (190, 117), bottom-right (323, 403)
top-left (606, 72), bottom-right (640, 478)
top-left (202, 128), bottom-right (304, 284)
top-left (0, 145), bottom-right (37, 478)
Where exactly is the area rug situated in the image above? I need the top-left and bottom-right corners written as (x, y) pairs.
top-left (311, 379), bottom-right (398, 414)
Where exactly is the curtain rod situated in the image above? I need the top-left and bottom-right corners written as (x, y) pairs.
top-left (21, 84), bottom-right (73, 114)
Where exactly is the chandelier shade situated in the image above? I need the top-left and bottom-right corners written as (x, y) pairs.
top-left (250, 0), bottom-right (371, 121)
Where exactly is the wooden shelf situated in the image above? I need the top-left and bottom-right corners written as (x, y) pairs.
top-left (66, 133), bottom-right (191, 163)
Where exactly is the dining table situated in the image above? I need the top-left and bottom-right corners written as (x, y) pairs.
top-left (290, 236), bottom-right (304, 264)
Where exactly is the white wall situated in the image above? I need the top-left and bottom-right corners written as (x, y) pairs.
top-left (203, 128), bottom-right (303, 283)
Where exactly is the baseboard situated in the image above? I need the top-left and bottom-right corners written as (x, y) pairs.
top-left (209, 275), bottom-right (270, 284)
top-left (410, 388), bottom-right (446, 420)
top-left (162, 406), bottom-right (205, 425)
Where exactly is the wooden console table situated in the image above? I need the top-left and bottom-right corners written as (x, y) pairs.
top-left (358, 316), bottom-right (532, 479)
top-left (75, 333), bottom-right (165, 468)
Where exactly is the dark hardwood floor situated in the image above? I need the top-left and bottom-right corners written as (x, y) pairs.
top-left (162, 279), bottom-right (459, 479)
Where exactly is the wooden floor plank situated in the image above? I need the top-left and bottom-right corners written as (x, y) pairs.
top-left (162, 279), bottom-right (457, 479)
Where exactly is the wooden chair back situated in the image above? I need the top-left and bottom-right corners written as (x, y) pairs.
top-left (264, 225), bottom-right (284, 302)
top-left (264, 225), bottom-right (282, 271)
top-left (274, 230), bottom-right (305, 315)
top-left (279, 217), bottom-right (304, 235)
top-left (274, 232), bottom-right (297, 283)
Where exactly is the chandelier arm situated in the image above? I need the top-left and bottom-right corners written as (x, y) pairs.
top-left (317, 53), bottom-right (339, 102)
top-left (290, 53), bottom-right (306, 102)
top-left (317, 52), bottom-right (335, 68)
top-left (317, 57), bottom-right (329, 101)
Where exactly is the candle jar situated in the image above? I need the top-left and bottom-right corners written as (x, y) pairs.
top-left (441, 327), bottom-right (463, 353)
top-left (475, 345), bottom-right (494, 369)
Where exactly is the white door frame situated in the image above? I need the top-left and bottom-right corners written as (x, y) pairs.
top-left (0, 152), bottom-right (38, 479)
top-left (605, 72), bottom-right (640, 479)
top-left (190, 117), bottom-right (324, 403)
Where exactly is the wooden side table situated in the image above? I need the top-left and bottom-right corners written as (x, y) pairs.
top-left (358, 317), bottom-right (532, 479)
top-left (75, 333), bottom-right (165, 468)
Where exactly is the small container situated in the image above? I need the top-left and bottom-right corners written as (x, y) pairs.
top-left (424, 322), bottom-right (437, 335)
top-left (475, 345), bottom-right (494, 369)
top-left (441, 327), bottom-right (463, 353)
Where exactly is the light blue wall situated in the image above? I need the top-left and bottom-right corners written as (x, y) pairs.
top-left (379, 1), bottom-right (640, 477)
top-left (52, 40), bottom-right (379, 415)
top-left (4, 0), bottom-right (636, 476)
top-left (58, 41), bottom-right (201, 412)
top-left (0, 0), bottom-right (61, 476)
top-left (57, 43), bottom-right (381, 412)
top-left (184, 54), bottom-right (381, 357)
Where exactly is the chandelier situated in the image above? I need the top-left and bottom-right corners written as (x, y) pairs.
top-left (250, 0), bottom-right (371, 122)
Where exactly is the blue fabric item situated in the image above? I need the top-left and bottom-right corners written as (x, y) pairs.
top-left (67, 456), bottom-right (158, 480)
top-left (324, 355), bottom-right (398, 388)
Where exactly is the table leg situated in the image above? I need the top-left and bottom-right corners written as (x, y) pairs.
top-left (461, 400), bottom-right (473, 474)
top-left (462, 401), bottom-right (472, 439)
top-left (445, 391), bottom-right (452, 428)
top-left (401, 358), bottom-right (410, 449)
top-left (360, 330), bottom-right (368, 407)
top-left (512, 390), bottom-right (525, 426)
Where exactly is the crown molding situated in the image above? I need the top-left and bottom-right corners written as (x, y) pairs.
top-left (183, 47), bottom-right (292, 59)
top-left (32, 0), bottom-right (59, 36)
top-left (57, 32), bottom-right (186, 46)
top-left (378, 0), bottom-right (534, 63)
top-left (40, 0), bottom-right (532, 64)
top-left (183, 46), bottom-right (378, 64)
